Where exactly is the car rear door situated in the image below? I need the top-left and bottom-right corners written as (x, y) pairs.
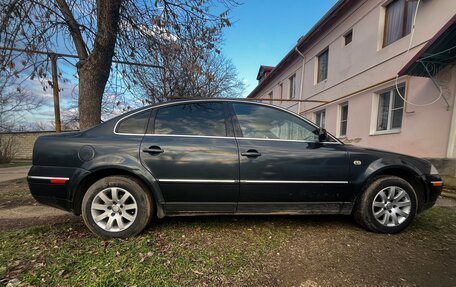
top-left (140, 101), bottom-right (239, 214)
top-left (230, 103), bottom-right (351, 214)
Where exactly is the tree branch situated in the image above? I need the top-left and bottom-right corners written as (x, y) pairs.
top-left (55, 0), bottom-right (88, 60)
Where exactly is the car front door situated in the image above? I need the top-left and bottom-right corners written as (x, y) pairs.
top-left (140, 102), bottom-right (239, 214)
top-left (230, 103), bottom-right (351, 214)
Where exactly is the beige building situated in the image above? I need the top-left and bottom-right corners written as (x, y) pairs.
top-left (248, 0), bottom-right (456, 174)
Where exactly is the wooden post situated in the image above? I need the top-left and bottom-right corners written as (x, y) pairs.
top-left (50, 54), bottom-right (61, 133)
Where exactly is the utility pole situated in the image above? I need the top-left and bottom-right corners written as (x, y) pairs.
top-left (50, 54), bottom-right (61, 133)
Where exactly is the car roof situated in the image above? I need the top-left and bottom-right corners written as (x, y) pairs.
top-left (122, 98), bottom-right (282, 116)
top-left (105, 98), bottom-right (342, 144)
top-left (145, 98), bottom-right (270, 107)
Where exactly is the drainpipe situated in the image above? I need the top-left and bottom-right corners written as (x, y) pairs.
top-left (295, 47), bottom-right (305, 114)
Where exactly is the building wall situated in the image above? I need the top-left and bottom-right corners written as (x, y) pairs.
top-left (0, 131), bottom-right (54, 160)
top-left (255, 0), bottom-right (456, 159)
top-left (258, 59), bottom-right (302, 113)
top-left (320, 69), bottom-right (455, 158)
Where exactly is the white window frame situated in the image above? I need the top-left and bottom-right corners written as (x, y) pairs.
top-left (337, 102), bottom-right (349, 138)
top-left (315, 48), bottom-right (329, 83)
top-left (380, 0), bottom-right (417, 48)
top-left (289, 74), bottom-right (296, 99)
top-left (343, 29), bottom-right (353, 46)
top-left (268, 91), bottom-right (273, 104)
top-left (279, 82), bottom-right (283, 103)
top-left (315, 109), bottom-right (326, 129)
top-left (370, 84), bottom-right (405, 135)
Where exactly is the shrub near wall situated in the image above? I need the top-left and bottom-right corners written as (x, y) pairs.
top-left (0, 131), bottom-right (77, 160)
top-left (0, 134), bottom-right (18, 163)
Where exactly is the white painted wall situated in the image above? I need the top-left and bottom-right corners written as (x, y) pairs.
top-left (254, 0), bottom-right (456, 158)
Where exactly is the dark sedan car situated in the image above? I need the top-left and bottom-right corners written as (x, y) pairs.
top-left (28, 99), bottom-right (443, 238)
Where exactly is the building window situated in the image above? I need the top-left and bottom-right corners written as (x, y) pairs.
top-left (279, 83), bottom-right (283, 103)
top-left (268, 91), bottom-right (273, 104)
top-left (339, 103), bottom-right (348, 137)
top-left (289, 74), bottom-right (296, 99)
top-left (383, 0), bottom-right (418, 47)
top-left (344, 30), bottom-right (353, 46)
top-left (315, 110), bottom-right (326, 128)
top-left (376, 85), bottom-right (405, 132)
top-left (317, 48), bottom-right (329, 82)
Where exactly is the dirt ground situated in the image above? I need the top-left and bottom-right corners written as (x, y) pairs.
top-left (0, 179), bottom-right (79, 231)
top-left (260, 215), bottom-right (456, 286)
top-left (1, 179), bottom-right (455, 286)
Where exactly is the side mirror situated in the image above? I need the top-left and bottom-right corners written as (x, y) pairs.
top-left (318, 128), bottom-right (328, 142)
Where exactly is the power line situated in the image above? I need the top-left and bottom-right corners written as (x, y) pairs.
top-left (0, 46), bottom-right (164, 69)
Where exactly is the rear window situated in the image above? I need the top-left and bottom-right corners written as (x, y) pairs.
top-left (116, 110), bottom-right (151, 134)
top-left (154, 103), bottom-right (226, 136)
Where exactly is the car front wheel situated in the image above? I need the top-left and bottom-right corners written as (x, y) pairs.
top-left (81, 175), bottom-right (154, 238)
top-left (354, 176), bottom-right (418, 233)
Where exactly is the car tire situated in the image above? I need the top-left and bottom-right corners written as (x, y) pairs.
top-left (354, 176), bottom-right (418, 233)
top-left (81, 175), bottom-right (154, 238)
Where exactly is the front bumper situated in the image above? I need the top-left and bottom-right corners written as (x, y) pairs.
top-left (421, 174), bottom-right (443, 211)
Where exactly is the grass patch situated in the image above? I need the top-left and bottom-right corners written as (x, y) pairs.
top-left (0, 207), bottom-right (454, 286)
top-left (442, 176), bottom-right (456, 192)
top-left (412, 207), bottom-right (456, 235)
top-left (0, 217), bottom-right (292, 286)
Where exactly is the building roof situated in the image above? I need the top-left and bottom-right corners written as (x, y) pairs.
top-left (256, 65), bottom-right (275, 81)
top-left (247, 0), bottom-right (361, 98)
top-left (398, 14), bottom-right (456, 78)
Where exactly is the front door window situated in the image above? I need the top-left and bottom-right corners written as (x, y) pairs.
top-left (232, 103), bottom-right (319, 141)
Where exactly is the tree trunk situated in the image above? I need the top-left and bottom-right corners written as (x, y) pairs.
top-left (78, 68), bottom-right (105, 130)
top-left (77, 0), bottom-right (122, 130)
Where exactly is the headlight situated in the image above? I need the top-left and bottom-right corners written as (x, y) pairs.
top-left (430, 164), bottom-right (439, 175)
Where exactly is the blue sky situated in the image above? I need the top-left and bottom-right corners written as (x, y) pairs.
top-left (17, 0), bottom-right (339, 127)
top-left (222, 0), bottom-right (338, 97)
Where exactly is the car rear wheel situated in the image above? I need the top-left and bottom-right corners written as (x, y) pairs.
top-left (82, 175), bottom-right (153, 238)
top-left (354, 176), bottom-right (418, 233)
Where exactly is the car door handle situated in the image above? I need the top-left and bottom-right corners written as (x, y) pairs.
top-left (241, 149), bottom-right (261, 157)
top-left (142, 146), bottom-right (164, 154)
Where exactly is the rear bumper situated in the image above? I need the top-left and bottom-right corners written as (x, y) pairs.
top-left (31, 193), bottom-right (73, 212)
top-left (27, 166), bottom-right (90, 213)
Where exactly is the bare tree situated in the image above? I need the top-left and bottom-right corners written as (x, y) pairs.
top-left (132, 45), bottom-right (245, 103)
top-left (0, 0), bottom-right (238, 130)
top-left (0, 73), bottom-right (43, 163)
top-left (0, 74), bottom-right (43, 132)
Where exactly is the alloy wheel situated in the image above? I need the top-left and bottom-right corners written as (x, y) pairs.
top-left (90, 187), bottom-right (138, 232)
top-left (372, 186), bottom-right (411, 227)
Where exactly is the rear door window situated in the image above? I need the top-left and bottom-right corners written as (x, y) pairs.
top-left (154, 102), bottom-right (227, 137)
top-left (116, 110), bottom-right (151, 134)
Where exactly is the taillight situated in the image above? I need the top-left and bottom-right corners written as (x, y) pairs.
top-left (50, 178), bottom-right (69, 184)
